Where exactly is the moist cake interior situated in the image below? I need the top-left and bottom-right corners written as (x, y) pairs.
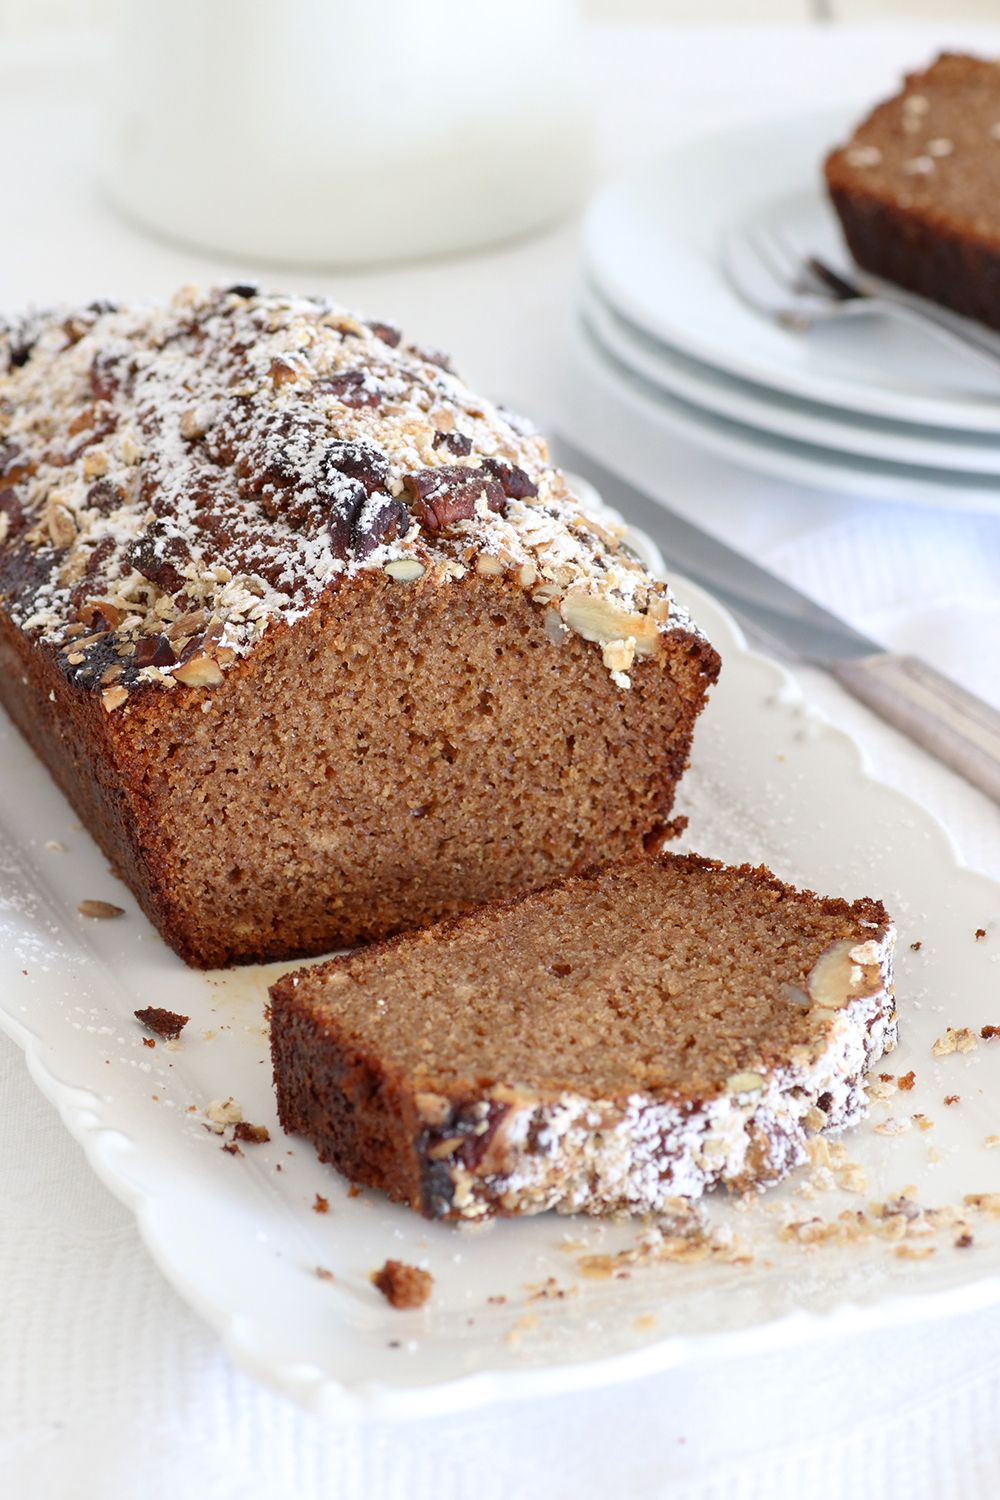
top-left (298, 856), bottom-right (888, 1100)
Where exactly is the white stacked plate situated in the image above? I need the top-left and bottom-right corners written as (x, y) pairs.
top-left (579, 108), bottom-right (1000, 508)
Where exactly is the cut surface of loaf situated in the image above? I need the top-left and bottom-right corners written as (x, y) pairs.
top-left (825, 53), bottom-right (1000, 329)
top-left (0, 287), bottom-right (718, 967)
top-left (269, 854), bottom-right (897, 1221)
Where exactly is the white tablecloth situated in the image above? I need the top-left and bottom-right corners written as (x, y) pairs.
top-left (3, 20), bottom-right (1000, 1500)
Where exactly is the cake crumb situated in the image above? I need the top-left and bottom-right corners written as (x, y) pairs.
top-left (315, 1266), bottom-right (334, 1282)
top-left (910, 941), bottom-right (923, 951)
top-left (980, 1025), bottom-right (1000, 1040)
top-left (956, 1233), bottom-right (974, 1249)
top-left (897, 1070), bottom-right (916, 1091)
top-left (944, 1095), bottom-right (961, 1106)
top-left (932, 1027), bottom-right (977, 1057)
top-left (985, 1135), bottom-right (1000, 1149)
top-left (313, 1193), bottom-right (329, 1214)
top-left (204, 1097), bottom-right (242, 1133)
top-left (221, 1141), bottom-right (243, 1157)
top-left (233, 1122), bottom-right (270, 1145)
top-left (372, 1259), bottom-right (433, 1309)
top-left (976, 928), bottom-right (987, 940)
top-left (135, 1006), bottom-right (189, 1041)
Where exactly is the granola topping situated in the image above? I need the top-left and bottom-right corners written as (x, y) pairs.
top-left (0, 287), bottom-right (687, 709)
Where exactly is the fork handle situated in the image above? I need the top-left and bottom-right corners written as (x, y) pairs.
top-left (834, 653), bottom-right (1000, 804)
top-left (870, 291), bottom-right (1000, 378)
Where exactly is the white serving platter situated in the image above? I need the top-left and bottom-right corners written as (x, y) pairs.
top-left (583, 107), bottom-right (1000, 433)
top-left (2, 509), bottom-right (1000, 1420)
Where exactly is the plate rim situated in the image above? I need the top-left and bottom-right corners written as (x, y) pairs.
top-left (576, 310), bottom-right (1000, 511)
top-left (581, 280), bottom-right (1000, 478)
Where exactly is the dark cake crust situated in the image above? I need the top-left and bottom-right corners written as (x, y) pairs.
top-left (825, 54), bottom-right (1000, 331)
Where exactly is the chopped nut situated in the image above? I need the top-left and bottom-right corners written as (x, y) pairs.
top-left (78, 899), bottom-right (124, 919)
top-left (726, 1070), bottom-right (765, 1095)
top-left (897, 1070), bottom-right (916, 1091)
top-left (46, 501), bottom-right (77, 549)
top-left (101, 684), bottom-right (129, 712)
top-left (560, 590), bottom-right (659, 657)
top-left (602, 637), bottom-right (636, 675)
top-left (173, 654), bottom-right (224, 687)
top-left (383, 558), bottom-right (425, 582)
top-left (808, 938), bottom-right (881, 1010)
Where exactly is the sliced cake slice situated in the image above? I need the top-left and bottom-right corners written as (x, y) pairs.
top-left (825, 53), bottom-right (1000, 330)
top-left (269, 854), bottom-right (896, 1220)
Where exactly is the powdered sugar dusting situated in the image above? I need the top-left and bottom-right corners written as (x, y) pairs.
top-left (0, 286), bottom-right (697, 708)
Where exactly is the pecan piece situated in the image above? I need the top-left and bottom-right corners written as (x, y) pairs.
top-left (347, 492), bottom-right (410, 559)
top-left (127, 521), bottom-right (189, 593)
top-left (481, 457), bottom-right (537, 499)
top-left (311, 369), bottom-right (382, 408)
top-left (89, 351), bottom-right (121, 403)
top-left (366, 319), bottom-right (402, 348)
top-left (321, 439), bottom-right (390, 497)
top-left (133, 633), bottom-right (178, 669)
top-left (0, 441), bottom-right (35, 492)
top-left (432, 429), bottom-right (472, 456)
top-left (402, 466), bottom-right (505, 532)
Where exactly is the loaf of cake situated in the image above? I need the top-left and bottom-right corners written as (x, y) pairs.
top-left (825, 53), bottom-right (1000, 330)
top-left (269, 854), bottom-right (896, 1220)
top-left (0, 287), bottom-right (718, 967)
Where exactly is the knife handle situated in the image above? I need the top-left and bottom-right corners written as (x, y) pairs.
top-left (833, 653), bottom-right (1000, 805)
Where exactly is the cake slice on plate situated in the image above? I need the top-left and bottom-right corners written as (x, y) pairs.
top-left (826, 53), bottom-right (1000, 330)
top-left (269, 853), bottom-right (896, 1220)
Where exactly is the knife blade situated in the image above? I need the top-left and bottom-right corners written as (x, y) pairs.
top-left (551, 430), bottom-right (1000, 805)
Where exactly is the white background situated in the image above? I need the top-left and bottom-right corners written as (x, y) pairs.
top-left (3, 13), bottom-right (1000, 1500)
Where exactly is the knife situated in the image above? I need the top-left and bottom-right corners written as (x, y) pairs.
top-left (551, 431), bottom-right (1000, 806)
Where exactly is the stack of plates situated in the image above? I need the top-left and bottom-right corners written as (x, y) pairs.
top-left (579, 109), bottom-right (1000, 508)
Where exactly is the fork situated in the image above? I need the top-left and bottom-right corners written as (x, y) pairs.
top-left (722, 219), bottom-right (1000, 378)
